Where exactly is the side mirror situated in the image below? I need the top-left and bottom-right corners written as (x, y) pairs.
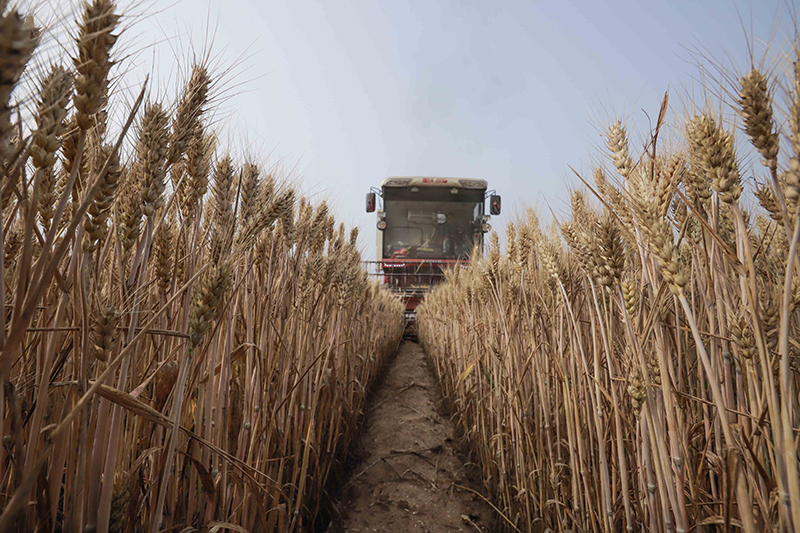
top-left (366, 192), bottom-right (376, 213)
top-left (489, 194), bottom-right (501, 215)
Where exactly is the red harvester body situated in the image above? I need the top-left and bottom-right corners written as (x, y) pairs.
top-left (366, 177), bottom-right (500, 319)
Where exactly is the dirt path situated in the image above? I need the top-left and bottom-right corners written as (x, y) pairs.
top-left (327, 340), bottom-right (496, 532)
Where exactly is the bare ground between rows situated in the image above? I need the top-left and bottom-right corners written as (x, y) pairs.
top-left (324, 340), bottom-right (497, 533)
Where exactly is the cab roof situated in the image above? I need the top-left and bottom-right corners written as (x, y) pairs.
top-left (381, 176), bottom-right (488, 190)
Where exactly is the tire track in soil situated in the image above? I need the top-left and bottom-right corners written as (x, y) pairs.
top-left (326, 340), bottom-right (497, 532)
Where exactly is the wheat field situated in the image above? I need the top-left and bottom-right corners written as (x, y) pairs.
top-left (418, 49), bottom-right (800, 532)
top-left (4, 0), bottom-right (800, 532)
top-left (0, 0), bottom-right (404, 531)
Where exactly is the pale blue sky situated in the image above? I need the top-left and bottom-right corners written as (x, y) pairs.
top-left (43, 0), bottom-right (794, 256)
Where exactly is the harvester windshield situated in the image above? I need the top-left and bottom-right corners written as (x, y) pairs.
top-left (382, 187), bottom-right (483, 260)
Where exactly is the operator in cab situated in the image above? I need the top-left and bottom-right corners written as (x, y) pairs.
top-left (436, 213), bottom-right (471, 259)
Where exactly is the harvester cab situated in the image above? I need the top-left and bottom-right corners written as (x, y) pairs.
top-left (366, 177), bottom-right (500, 320)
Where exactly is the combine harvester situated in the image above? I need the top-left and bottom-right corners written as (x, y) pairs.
top-left (366, 176), bottom-right (501, 322)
